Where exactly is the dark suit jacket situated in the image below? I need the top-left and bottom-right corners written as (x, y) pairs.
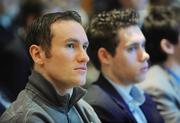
top-left (84, 74), bottom-right (164, 123)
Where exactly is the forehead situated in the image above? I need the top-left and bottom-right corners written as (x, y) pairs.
top-left (117, 26), bottom-right (145, 46)
top-left (50, 20), bottom-right (88, 43)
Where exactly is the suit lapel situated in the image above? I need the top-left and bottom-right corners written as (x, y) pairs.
top-left (140, 93), bottom-right (164, 123)
top-left (94, 74), bottom-right (137, 123)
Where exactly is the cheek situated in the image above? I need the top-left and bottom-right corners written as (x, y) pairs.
top-left (112, 56), bottom-right (129, 73)
top-left (54, 52), bottom-right (73, 63)
top-left (119, 56), bottom-right (138, 75)
top-left (47, 55), bottom-right (71, 72)
top-left (117, 54), bottom-right (135, 66)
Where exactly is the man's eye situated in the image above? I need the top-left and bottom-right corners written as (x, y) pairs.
top-left (142, 43), bottom-right (146, 49)
top-left (83, 45), bottom-right (88, 50)
top-left (127, 46), bottom-right (138, 52)
top-left (66, 43), bottom-right (74, 48)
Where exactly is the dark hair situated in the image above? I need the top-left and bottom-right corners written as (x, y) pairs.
top-left (26, 11), bottom-right (82, 67)
top-left (92, 0), bottom-right (121, 15)
top-left (16, 0), bottom-right (45, 27)
top-left (150, 0), bottom-right (180, 6)
top-left (87, 9), bottom-right (139, 70)
top-left (142, 6), bottom-right (180, 65)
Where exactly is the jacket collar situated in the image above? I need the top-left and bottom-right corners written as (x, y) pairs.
top-left (26, 70), bottom-right (86, 112)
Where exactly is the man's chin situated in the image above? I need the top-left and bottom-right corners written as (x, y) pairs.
top-left (136, 77), bottom-right (145, 83)
top-left (79, 80), bottom-right (86, 86)
top-left (74, 78), bottom-right (86, 86)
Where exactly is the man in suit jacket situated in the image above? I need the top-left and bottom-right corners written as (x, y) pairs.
top-left (84, 9), bottom-right (164, 123)
top-left (138, 6), bottom-right (180, 123)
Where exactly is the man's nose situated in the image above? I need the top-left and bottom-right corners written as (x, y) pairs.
top-left (139, 49), bottom-right (150, 62)
top-left (77, 48), bottom-right (90, 63)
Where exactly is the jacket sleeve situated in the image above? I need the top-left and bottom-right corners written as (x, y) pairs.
top-left (25, 114), bottom-right (50, 123)
top-left (76, 99), bottom-right (101, 123)
top-left (143, 86), bottom-right (180, 123)
top-left (0, 109), bottom-right (53, 123)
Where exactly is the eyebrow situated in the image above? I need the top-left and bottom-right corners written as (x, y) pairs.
top-left (125, 40), bottom-right (146, 47)
top-left (66, 38), bottom-right (89, 46)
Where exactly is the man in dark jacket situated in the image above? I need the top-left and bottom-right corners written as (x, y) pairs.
top-left (0, 11), bottom-right (101, 123)
top-left (84, 9), bottom-right (164, 123)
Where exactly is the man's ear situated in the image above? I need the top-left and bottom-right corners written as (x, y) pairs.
top-left (29, 45), bottom-right (45, 65)
top-left (98, 47), bottom-right (112, 65)
top-left (160, 39), bottom-right (175, 54)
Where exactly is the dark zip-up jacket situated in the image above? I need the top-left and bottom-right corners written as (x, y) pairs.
top-left (0, 71), bottom-right (101, 123)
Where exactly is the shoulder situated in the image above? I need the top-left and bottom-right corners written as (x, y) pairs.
top-left (85, 84), bottom-right (105, 98)
top-left (0, 90), bottom-right (52, 123)
top-left (84, 84), bottom-right (112, 106)
top-left (144, 65), bottom-right (169, 83)
top-left (84, 83), bottom-right (127, 116)
top-left (76, 99), bottom-right (101, 123)
top-left (138, 65), bottom-right (171, 93)
top-left (84, 85), bottom-right (134, 123)
top-left (77, 99), bottom-right (94, 111)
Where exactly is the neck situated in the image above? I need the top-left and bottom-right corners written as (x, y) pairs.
top-left (101, 67), bottom-right (132, 87)
top-left (163, 58), bottom-right (180, 76)
top-left (34, 66), bottom-right (73, 96)
top-left (54, 87), bottom-right (73, 97)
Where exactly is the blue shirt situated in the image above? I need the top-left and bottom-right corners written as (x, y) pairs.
top-left (105, 76), bottom-right (147, 123)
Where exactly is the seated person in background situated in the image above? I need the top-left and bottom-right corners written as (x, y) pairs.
top-left (0, 11), bottom-right (101, 123)
top-left (0, 26), bottom-right (30, 116)
top-left (84, 9), bottom-right (164, 123)
top-left (0, 0), bottom-right (30, 115)
top-left (138, 6), bottom-right (180, 123)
